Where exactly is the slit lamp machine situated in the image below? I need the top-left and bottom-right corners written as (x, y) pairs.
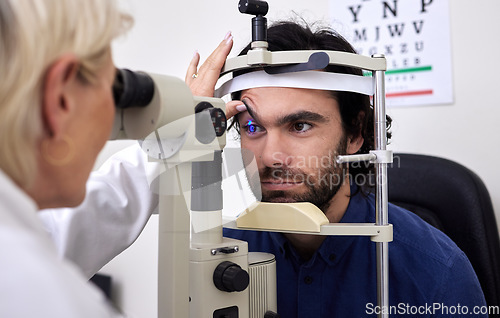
top-left (110, 1), bottom-right (393, 317)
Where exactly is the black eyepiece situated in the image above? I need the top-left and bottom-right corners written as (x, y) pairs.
top-left (113, 69), bottom-right (155, 109)
top-left (238, 0), bottom-right (268, 16)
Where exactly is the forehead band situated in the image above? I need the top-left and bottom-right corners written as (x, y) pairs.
top-left (214, 70), bottom-right (374, 98)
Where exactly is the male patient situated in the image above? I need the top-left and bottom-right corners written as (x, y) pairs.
top-left (222, 21), bottom-right (486, 318)
top-left (40, 20), bottom-right (487, 318)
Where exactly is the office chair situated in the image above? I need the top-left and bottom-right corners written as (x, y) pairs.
top-left (386, 153), bottom-right (500, 311)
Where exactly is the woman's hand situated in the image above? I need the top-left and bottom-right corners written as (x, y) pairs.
top-left (185, 32), bottom-right (248, 120)
top-left (185, 32), bottom-right (233, 97)
top-left (225, 100), bottom-right (247, 120)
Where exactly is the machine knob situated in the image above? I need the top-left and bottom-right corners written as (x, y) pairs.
top-left (213, 261), bottom-right (249, 292)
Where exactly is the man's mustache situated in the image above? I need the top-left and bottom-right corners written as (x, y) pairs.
top-left (260, 166), bottom-right (308, 182)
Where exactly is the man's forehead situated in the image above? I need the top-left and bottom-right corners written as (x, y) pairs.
top-left (240, 87), bottom-right (338, 121)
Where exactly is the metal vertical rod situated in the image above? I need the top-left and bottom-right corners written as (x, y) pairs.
top-left (158, 164), bottom-right (190, 318)
top-left (373, 54), bottom-right (389, 318)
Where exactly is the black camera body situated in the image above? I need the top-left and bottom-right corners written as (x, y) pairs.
top-left (238, 0), bottom-right (268, 43)
top-left (238, 0), bottom-right (268, 16)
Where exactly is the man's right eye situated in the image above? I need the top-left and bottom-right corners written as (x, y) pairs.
top-left (242, 120), bottom-right (263, 135)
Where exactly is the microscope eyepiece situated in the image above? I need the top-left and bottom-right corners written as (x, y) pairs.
top-left (238, 0), bottom-right (268, 16)
top-left (113, 68), bottom-right (155, 109)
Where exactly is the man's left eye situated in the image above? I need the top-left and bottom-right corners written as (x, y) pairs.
top-left (293, 122), bottom-right (312, 132)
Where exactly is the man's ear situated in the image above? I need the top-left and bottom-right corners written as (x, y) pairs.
top-left (42, 54), bottom-right (80, 138)
top-left (347, 133), bottom-right (364, 154)
top-left (346, 111), bottom-right (366, 154)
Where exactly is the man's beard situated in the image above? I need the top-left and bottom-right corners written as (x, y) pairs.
top-left (260, 139), bottom-right (348, 212)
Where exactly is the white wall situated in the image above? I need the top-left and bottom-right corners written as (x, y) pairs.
top-left (98, 1), bottom-right (500, 316)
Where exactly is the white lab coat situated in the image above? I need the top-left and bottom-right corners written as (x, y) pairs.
top-left (38, 144), bottom-right (158, 278)
top-left (0, 169), bottom-right (122, 318)
top-left (32, 142), bottom-right (247, 316)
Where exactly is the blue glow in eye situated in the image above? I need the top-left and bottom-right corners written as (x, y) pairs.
top-left (247, 120), bottom-right (257, 133)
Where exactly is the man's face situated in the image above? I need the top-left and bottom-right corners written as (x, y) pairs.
top-left (238, 87), bottom-right (358, 211)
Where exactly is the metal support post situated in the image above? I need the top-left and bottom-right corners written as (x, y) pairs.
top-left (158, 164), bottom-right (191, 318)
top-left (373, 54), bottom-right (389, 318)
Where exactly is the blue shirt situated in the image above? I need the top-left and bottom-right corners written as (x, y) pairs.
top-left (224, 188), bottom-right (487, 318)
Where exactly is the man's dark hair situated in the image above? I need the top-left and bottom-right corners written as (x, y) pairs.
top-left (230, 20), bottom-right (392, 188)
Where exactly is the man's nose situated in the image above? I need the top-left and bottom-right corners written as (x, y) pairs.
top-left (259, 133), bottom-right (291, 168)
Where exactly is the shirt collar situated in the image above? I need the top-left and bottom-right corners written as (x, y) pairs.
top-left (269, 230), bottom-right (289, 258)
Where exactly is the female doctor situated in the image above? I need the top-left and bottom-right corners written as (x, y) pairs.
top-left (0, 0), bottom-right (133, 316)
top-left (38, 33), bottom-right (240, 278)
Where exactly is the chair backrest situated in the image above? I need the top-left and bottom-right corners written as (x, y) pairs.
top-left (387, 153), bottom-right (500, 310)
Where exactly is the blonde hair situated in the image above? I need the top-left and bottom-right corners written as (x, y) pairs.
top-left (0, 0), bottom-right (132, 188)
